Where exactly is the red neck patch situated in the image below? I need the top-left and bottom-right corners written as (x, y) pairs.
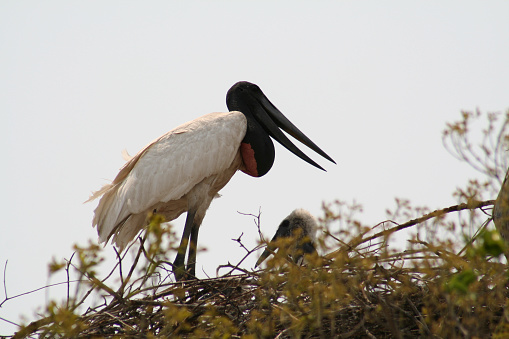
top-left (240, 142), bottom-right (259, 177)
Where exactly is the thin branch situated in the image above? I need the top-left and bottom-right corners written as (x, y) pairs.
top-left (2, 260), bottom-right (7, 304)
top-left (0, 315), bottom-right (19, 327)
top-left (66, 252), bottom-right (75, 309)
top-left (0, 280), bottom-right (84, 308)
top-left (356, 200), bottom-right (494, 247)
top-left (326, 200), bottom-right (495, 259)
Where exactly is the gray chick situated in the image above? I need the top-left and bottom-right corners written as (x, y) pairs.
top-left (256, 209), bottom-right (318, 267)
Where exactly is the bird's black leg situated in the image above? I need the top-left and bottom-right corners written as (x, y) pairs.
top-left (173, 209), bottom-right (196, 281)
top-left (187, 224), bottom-right (200, 277)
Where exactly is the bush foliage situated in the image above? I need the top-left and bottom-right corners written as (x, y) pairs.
top-left (5, 109), bottom-right (509, 338)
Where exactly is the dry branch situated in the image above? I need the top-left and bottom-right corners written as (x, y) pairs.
top-left (9, 198), bottom-right (508, 338)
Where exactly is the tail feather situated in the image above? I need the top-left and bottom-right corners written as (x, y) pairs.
top-left (112, 213), bottom-right (148, 251)
top-left (85, 183), bottom-right (113, 203)
top-left (86, 181), bottom-right (126, 244)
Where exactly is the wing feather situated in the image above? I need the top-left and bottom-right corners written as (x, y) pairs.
top-left (91, 111), bottom-right (247, 243)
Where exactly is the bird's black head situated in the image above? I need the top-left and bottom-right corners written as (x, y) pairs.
top-left (226, 81), bottom-right (260, 112)
top-left (226, 82), bottom-right (275, 177)
top-left (255, 209), bottom-right (318, 267)
top-left (225, 81), bottom-right (336, 177)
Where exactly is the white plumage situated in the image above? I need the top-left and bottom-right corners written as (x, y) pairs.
top-left (88, 81), bottom-right (335, 280)
top-left (88, 111), bottom-right (247, 250)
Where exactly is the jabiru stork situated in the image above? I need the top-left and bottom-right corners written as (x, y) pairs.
top-left (256, 209), bottom-right (318, 267)
top-left (88, 81), bottom-right (335, 281)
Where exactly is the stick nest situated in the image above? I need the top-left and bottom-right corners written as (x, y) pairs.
top-left (11, 200), bottom-right (509, 338)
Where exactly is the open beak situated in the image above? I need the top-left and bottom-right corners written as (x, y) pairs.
top-left (247, 83), bottom-right (336, 171)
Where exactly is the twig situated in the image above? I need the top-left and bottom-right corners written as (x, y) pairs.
top-left (12, 317), bottom-right (52, 339)
top-left (238, 208), bottom-right (263, 241)
top-left (217, 243), bottom-right (262, 277)
top-left (339, 314), bottom-right (366, 338)
top-left (66, 252), bottom-right (75, 309)
top-left (2, 260), bottom-right (7, 305)
top-left (103, 311), bottom-right (137, 331)
top-left (405, 296), bottom-right (432, 337)
top-left (114, 246), bottom-right (124, 289)
top-left (457, 216), bottom-right (492, 256)
top-left (328, 200), bottom-right (494, 259)
top-left (0, 315), bottom-right (19, 327)
top-left (232, 232), bottom-right (250, 253)
top-left (0, 280), bottom-right (84, 308)
top-left (117, 234), bottom-right (147, 297)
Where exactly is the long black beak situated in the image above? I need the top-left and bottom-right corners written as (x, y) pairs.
top-left (255, 231), bottom-right (282, 267)
top-left (255, 248), bottom-right (273, 267)
top-left (229, 81), bottom-right (336, 171)
top-left (256, 92), bottom-right (336, 169)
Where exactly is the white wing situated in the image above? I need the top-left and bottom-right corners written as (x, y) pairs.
top-left (90, 111), bottom-right (247, 243)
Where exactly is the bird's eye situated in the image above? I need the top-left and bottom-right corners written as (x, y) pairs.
top-left (280, 220), bottom-right (290, 229)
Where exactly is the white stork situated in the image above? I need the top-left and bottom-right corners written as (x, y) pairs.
top-left (88, 81), bottom-right (335, 280)
top-left (255, 209), bottom-right (318, 267)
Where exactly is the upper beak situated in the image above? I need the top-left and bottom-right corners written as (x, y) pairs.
top-left (251, 89), bottom-right (336, 171)
top-left (255, 228), bottom-right (318, 267)
top-left (255, 247), bottom-right (273, 267)
top-left (255, 227), bottom-right (289, 267)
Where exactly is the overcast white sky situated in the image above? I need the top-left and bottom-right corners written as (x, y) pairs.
top-left (1, 1), bottom-right (508, 334)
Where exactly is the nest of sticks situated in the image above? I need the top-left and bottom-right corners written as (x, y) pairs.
top-left (12, 199), bottom-right (509, 338)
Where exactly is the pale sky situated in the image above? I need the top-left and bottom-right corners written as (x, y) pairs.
top-left (1, 1), bottom-right (509, 334)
